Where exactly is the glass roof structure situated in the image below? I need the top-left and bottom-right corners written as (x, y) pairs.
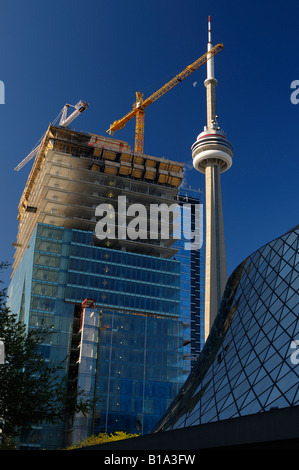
top-left (154, 225), bottom-right (299, 432)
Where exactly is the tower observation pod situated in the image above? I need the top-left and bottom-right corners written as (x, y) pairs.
top-left (192, 17), bottom-right (233, 341)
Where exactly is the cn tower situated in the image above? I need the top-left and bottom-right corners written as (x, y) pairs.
top-left (192, 17), bottom-right (233, 340)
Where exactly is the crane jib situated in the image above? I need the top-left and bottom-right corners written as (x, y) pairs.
top-left (107, 43), bottom-right (224, 150)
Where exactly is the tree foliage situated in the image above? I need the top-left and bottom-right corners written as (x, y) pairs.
top-left (0, 262), bottom-right (91, 447)
top-left (66, 431), bottom-right (140, 450)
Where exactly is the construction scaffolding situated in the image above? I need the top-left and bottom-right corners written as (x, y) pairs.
top-left (13, 126), bottom-right (185, 276)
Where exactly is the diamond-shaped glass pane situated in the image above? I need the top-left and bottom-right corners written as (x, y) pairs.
top-left (154, 227), bottom-right (299, 433)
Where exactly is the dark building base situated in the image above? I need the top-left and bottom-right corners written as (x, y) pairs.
top-left (78, 405), bottom-right (299, 450)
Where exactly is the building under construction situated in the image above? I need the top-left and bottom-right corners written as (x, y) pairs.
top-left (7, 123), bottom-right (203, 449)
top-left (13, 125), bottom-right (184, 272)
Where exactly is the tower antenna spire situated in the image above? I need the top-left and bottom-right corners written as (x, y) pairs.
top-left (208, 15), bottom-right (212, 46)
top-left (205, 15), bottom-right (217, 125)
top-left (207, 16), bottom-right (214, 79)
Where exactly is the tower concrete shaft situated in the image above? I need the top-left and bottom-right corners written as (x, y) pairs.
top-left (204, 163), bottom-right (227, 338)
top-left (192, 17), bottom-right (233, 340)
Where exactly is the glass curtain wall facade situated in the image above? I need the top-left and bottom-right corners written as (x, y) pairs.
top-left (7, 223), bottom-right (184, 448)
top-left (7, 126), bottom-right (204, 449)
top-left (72, 306), bottom-right (184, 442)
top-left (175, 188), bottom-right (204, 379)
top-left (154, 225), bottom-right (299, 433)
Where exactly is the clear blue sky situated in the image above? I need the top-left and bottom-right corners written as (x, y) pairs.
top-left (0, 0), bottom-right (298, 288)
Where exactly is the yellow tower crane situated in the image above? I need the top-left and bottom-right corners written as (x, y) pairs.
top-left (107, 43), bottom-right (223, 154)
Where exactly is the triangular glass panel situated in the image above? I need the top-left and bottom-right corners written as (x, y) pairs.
top-left (254, 340), bottom-right (271, 363)
top-left (277, 370), bottom-right (299, 394)
top-left (273, 278), bottom-right (289, 298)
top-left (284, 231), bottom-right (298, 249)
top-left (290, 254), bottom-right (299, 276)
top-left (287, 252), bottom-right (298, 270)
top-left (238, 388), bottom-right (257, 410)
top-left (264, 385), bottom-right (284, 407)
top-left (259, 386), bottom-right (276, 407)
top-left (201, 406), bottom-right (219, 424)
top-left (292, 319), bottom-right (299, 337)
top-left (291, 385), bottom-right (299, 405)
top-left (290, 269), bottom-right (299, 287)
top-left (263, 313), bottom-right (279, 333)
top-left (283, 383), bottom-right (299, 405)
top-left (185, 413), bottom-right (199, 427)
top-left (267, 361), bottom-right (286, 382)
top-left (218, 401), bottom-right (238, 420)
top-left (217, 391), bottom-right (234, 413)
top-left (233, 377), bottom-right (250, 400)
top-left (251, 367), bottom-right (267, 387)
top-left (281, 268), bottom-right (294, 287)
top-left (270, 239), bottom-right (284, 257)
top-left (265, 396), bottom-right (290, 410)
top-left (173, 415), bottom-right (186, 429)
top-left (240, 396), bottom-right (262, 415)
top-left (272, 323), bottom-right (288, 342)
top-left (275, 361), bottom-right (293, 382)
top-left (246, 361), bottom-right (262, 385)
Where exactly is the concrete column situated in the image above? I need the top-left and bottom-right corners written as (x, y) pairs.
top-left (215, 164), bottom-right (228, 298)
top-left (204, 163), bottom-right (227, 340)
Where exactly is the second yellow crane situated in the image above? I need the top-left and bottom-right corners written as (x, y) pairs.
top-left (107, 43), bottom-right (223, 154)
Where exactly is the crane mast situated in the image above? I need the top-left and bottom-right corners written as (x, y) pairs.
top-left (107, 43), bottom-right (223, 154)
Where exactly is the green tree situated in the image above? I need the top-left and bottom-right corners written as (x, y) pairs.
top-left (0, 262), bottom-right (91, 448)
